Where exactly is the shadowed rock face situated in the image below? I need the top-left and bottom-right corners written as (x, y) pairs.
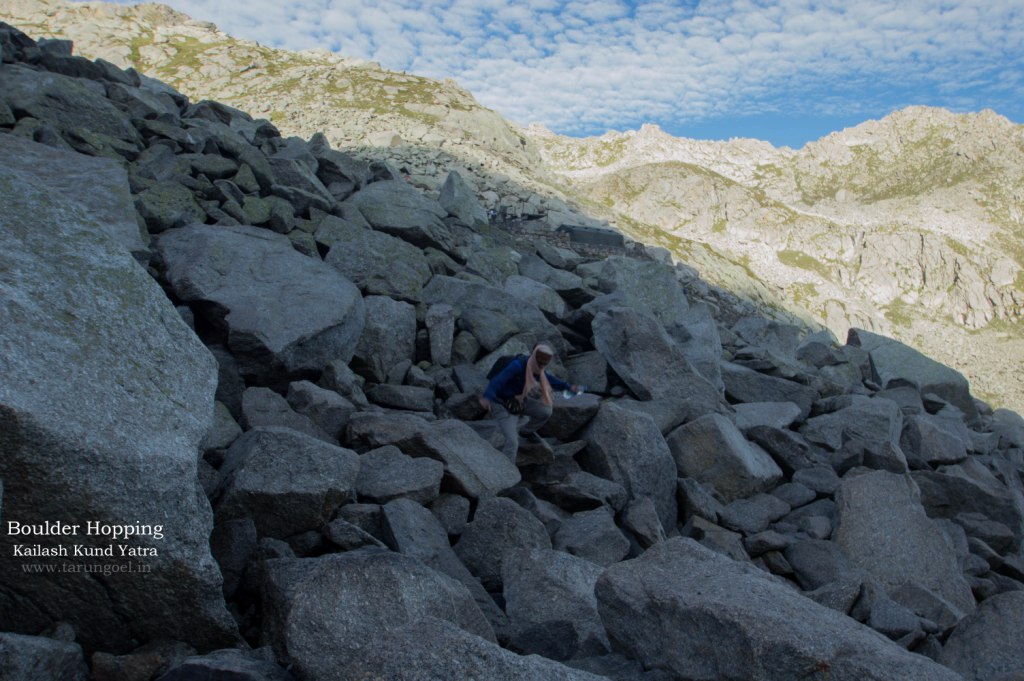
top-left (3, 17), bottom-right (1024, 680)
top-left (939, 591), bottom-right (1024, 681)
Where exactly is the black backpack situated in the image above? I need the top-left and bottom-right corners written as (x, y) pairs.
top-left (486, 354), bottom-right (526, 380)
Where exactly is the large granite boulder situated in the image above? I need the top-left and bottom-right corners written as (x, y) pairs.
top-left (454, 497), bottom-right (552, 592)
top-left (261, 551), bottom-right (494, 681)
top-left (215, 427), bottom-right (360, 539)
top-left (0, 633), bottom-right (88, 681)
top-left (0, 133), bottom-right (146, 256)
top-left (675, 301), bottom-right (725, 391)
top-left (305, 134), bottom-right (368, 198)
top-left (347, 413), bottom-right (520, 498)
top-left (835, 470), bottom-right (975, 619)
top-left (0, 63), bottom-right (139, 142)
top-left (848, 328), bottom-right (978, 421)
top-left (552, 507), bottom-right (631, 567)
top-left (518, 253), bottom-right (589, 301)
top-left (596, 539), bottom-right (964, 681)
top-left (439, 170), bottom-right (489, 229)
top-left (157, 224), bottom-right (365, 383)
top-left (285, 380), bottom-right (355, 441)
top-left (329, 616), bottom-right (608, 681)
top-left (321, 216), bottom-right (432, 301)
top-left (380, 497), bottom-right (508, 632)
top-left (505, 275), bottom-right (569, 320)
top-left (240, 386), bottom-right (336, 444)
top-left (0, 137), bottom-right (236, 652)
top-left (582, 256), bottom-right (689, 331)
top-left (352, 295), bottom-right (417, 383)
top-left (502, 548), bottom-right (610, 660)
top-left (580, 402), bottom-right (678, 530)
top-left (357, 446), bottom-right (444, 505)
top-left (135, 180), bottom-right (206, 234)
top-left (800, 395), bottom-right (908, 472)
top-left (901, 413), bottom-right (970, 468)
top-left (421, 275), bottom-right (564, 351)
top-left (666, 414), bottom-right (783, 503)
top-left (912, 460), bottom-right (1024, 551)
top-left (592, 307), bottom-right (723, 406)
top-left (267, 152), bottom-right (335, 215)
top-left (721, 361), bottom-right (819, 421)
top-left (343, 179), bottom-right (450, 250)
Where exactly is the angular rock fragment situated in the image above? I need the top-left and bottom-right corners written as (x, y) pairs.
top-left (552, 508), bottom-right (631, 567)
top-left (0, 633), bottom-right (88, 681)
top-left (835, 470), bottom-right (975, 619)
top-left (347, 413), bottom-right (521, 498)
top-left (1, 135), bottom-right (235, 652)
top-left (938, 591), bottom-right (1024, 681)
top-left (581, 402), bottom-right (678, 528)
top-left (454, 497), bottom-right (552, 591)
top-left (848, 328), bottom-right (978, 421)
top-left (322, 218), bottom-right (432, 301)
top-left (721, 362), bottom-right (819, 420)
top-left (357, 446), bottom-right (444, 504)
top-left (333, 616), bottom-right (608, 681)
top-left (592, 307), bottom-right (722, 406)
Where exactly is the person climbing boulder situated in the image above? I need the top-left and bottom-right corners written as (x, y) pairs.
top-left (479, 343), bottom-right (580, 463)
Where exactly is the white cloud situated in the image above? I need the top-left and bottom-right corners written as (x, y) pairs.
top-left (74, 0), bottom-right (1024, 142)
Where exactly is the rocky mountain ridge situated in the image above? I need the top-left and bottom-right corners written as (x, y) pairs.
top-left (4, 16), bottom-right (1024, 681)
top-left (533, 109), bottom-right (1024, 411)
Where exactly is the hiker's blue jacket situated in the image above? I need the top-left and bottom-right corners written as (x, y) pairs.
top-left (483, 356), bottom-right (572, 402)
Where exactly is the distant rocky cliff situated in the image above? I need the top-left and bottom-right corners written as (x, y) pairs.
top-left (3, 15), bottom-right (1024, 681)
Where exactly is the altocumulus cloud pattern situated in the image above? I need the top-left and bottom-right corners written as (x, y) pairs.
top-left (78, 0), bottom-right (1024, 146)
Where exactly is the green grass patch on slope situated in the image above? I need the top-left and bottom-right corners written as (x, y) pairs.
top-left (883, 298), bottom-right (916, 328)
top-left (777, 249), bottom-right (833, 280)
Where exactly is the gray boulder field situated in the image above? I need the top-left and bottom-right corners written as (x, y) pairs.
top-left (2, 19), bottom-right (1023, 679)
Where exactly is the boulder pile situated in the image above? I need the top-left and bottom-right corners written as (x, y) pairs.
top-left (2, 23), bottom-right (1024, 681)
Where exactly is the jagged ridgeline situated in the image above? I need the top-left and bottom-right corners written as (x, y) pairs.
top-left (4, 0), bottom-right (1023, 415)
top-left (3, 10), bottom-right (1024, 681)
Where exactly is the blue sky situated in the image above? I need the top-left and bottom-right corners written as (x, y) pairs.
top-left (75, 0), bottom-right (1023, 148)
